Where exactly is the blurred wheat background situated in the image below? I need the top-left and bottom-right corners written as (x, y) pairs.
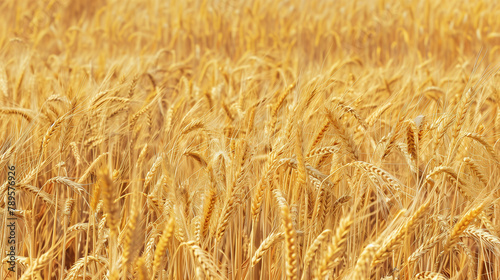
top-left (1, 0), bottom-right (500, 279)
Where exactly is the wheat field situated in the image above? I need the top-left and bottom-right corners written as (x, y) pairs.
top-left (1, 0), bottom-right (500, 279)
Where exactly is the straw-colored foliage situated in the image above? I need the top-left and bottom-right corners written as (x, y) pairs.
top-left (1, 0), bottom-right (500, 279)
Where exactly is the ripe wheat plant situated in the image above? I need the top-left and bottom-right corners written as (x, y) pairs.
top-left (1, 0), bottom-right (500, 279)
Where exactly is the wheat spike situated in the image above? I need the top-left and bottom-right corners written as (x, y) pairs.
top-left (153, 214), bottom-right (176, 275)
top-left (274, 189), bottom-right (297, 280)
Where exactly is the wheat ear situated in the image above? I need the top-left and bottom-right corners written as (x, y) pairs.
top-left (185, 240), bottom-right (225, 280)
top-left (303, 229), bottom-right (332, 270)
top-left (153, 214), bottom-right (176, 276)
top-left (252, 231), bottom-right (285, 266)
top-left (274, 189), bottom-right (298, 280)
top-left (317, 214), bottom-right (353, 278)
top-left (352, 243), bottom-right (379, 280)
top-left (309, 119), bottom-right (331, 152)
top-left (443, 200), bottom-right (489, 253)
top-left (414, 271), bottom-right (448, 279)
top-left (372, 199), bottom-right (431, 268)
top-left (136, 257), bottom-right (149, 280)
top-left (121, 195), bottom-right (141, 278)
top-left (19, 249), bottom-right (54, 280)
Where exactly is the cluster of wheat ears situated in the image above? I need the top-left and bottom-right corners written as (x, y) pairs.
top-left (1, 0), bottom-right (500, 279)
